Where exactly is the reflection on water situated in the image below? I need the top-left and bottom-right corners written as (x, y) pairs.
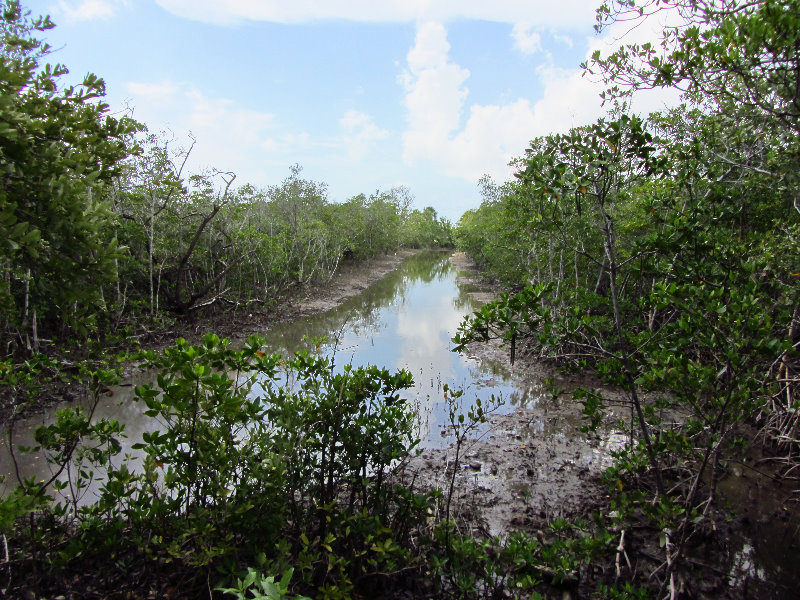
top-left (258, 251), bottom-right (531, 447)
top-left (0, 251), bottom-right (531, 494)
top-left (1, 252), bottom-right (797, 595)
top-left (714, 464), bottom-right (800, 598)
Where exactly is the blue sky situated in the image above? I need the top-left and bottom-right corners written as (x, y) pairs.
top-left (27, 1), bottom-right (677, 221)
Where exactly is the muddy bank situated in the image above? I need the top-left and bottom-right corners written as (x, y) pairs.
top-left (142, 250), bottom-right (420, 350)
top-left (0, 251), bottom-right (420, 423)
top-left (5, 249), bottom-right (798, 597)
top-left (408, 253), bottom-right (800, 599)
top-left (401, 407), bottom-right (611, 538)
top-left (402, 253), bottom-right (611, 537)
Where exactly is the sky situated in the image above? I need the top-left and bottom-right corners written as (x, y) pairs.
top-left (25, 0), bottom-right (679, 222)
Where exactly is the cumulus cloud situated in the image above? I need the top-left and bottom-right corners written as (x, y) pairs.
top-left (122, 81), bottom-right (397, 186)
top-left (511, 23), bottom-right (542, 55)
top-left (123, 80), bottom-right (280, 179)
top-left (399, 22), bottom-right (575, 181)
top-left (396, 291), bottom-right (466, 381)
top-left (125, 80), bottom-right (181, 104)
top-left (398, 22), bottom-right (469, 166)
top-left (339, 110), bottom-right (389, 160)
top-left (154, 0), bottom-right (599, 27)
top-left (582, 5), bottom-right (686, 112)
top-left (553, 32), bottom-right (575, 48)
top-left (399, 19), bottom-right (683, 185)
top-left (52, 0), bottom-right (128, 22)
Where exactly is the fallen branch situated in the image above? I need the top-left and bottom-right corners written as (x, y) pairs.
top-left (615, 529), bottom-right (631, 579)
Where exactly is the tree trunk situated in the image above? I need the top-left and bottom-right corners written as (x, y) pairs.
top-left (598, 192), bottom-right (665, 495)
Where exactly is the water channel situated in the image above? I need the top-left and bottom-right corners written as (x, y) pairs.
top-left (1, 250), bottom-right (797, 597)
top-left (0, 251), bottom-right (530, 488)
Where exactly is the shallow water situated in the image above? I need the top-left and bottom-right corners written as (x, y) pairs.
top-left (258, 251), bottom-right (532, 447)
top-left (2, 251), bottom-right (796, 596)
top-left (0, 251), bottom-right (531, 491)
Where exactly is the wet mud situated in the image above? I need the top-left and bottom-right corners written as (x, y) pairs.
top-left (162, 250), bottom-right (419, 349)
top-left (0, 252), bottom-right (419, 424)
top-left (6, 250), bottom-right (799, 597)
top-left (403, 253), bottom-right (800, 599)
top-left (400, 252), bottom-right (615, 537)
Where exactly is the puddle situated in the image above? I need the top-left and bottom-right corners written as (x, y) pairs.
top-left (713, 457), bottom-right (800, 598)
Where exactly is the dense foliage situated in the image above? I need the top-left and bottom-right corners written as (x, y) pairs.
top-left (0, 1), bottom-right (137, 354)
top-left (111, 153), bottom-right (452, 322)
top-left (3, 0), bottom-right (799, 597)
top-left (455, 0), bottom-right (799, 595)
top-left (2, 334), bottom-right (422, 597)
top-left (1, 335), bottom-right (623, 599)
top-left (0, 0), bottom-right (453, 359)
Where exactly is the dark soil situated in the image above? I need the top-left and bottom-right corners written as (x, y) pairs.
top-left (164, 251), bottom-right (419, 349)
top-left (4, 250), bottom-right (799, 599)
top-left (401, 253), bottom-right (609, 534)
top-left (0, 252), bottom-right (417, 424)
top-left (401, 252), bottom-right (800, 599)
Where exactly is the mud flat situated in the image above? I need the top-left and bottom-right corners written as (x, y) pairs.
top-left (401, 252), bottom-right (618, 537)
top-left (162, 250), bottom-right (419, 349)
top-left (403, 253), bottom-right (800, 600)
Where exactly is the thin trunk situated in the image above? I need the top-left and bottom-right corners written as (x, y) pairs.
top-left (114, 255), bottom-right (121, 306)
top-left (599, 195), bottom-right (665, 495)
top-left (21, 268), bottom-right (30, 352)
top-left (574, 245), bottom-right (580, 287)
top-left (31, 308), bottom-right (38, 354)
top-left (156, 263), bottom-right (164, 315)
top-left (149, 197), bottom-right (155, 317)
top-left (555, 248), bottom-right (564, 299)
top-left (648, 252), bottom-right (679, 331)
top-left (594, 255), bottom-right (607, 295)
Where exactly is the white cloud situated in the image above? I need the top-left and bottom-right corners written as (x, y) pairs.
top-left (399, 22), bottom-right (469, 165)
top-left (123, 80), bottom-right (279, 179)
top-left (553, 32), bottom-right (574, 48)
top-left (396, 291), bottom-right (465, 380)
top-left (511, 23), bottom-right (542, 55)
top-left (400, 22), bottom-right (572, 181)
top-left (52, 0), bottom-right (128, 22)
top-left (339, 110), bottom-right (389, 160)
top-left (581, 6), bottom-right (686, 112)
top-left (154, 0), bottom-right (600, 27)
top-left (126, 80), bottom-right (180, 103)
top-left (399, 18), bottom-right (682, 185)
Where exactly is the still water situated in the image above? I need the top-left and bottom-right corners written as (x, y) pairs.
top-left (1, 251), bottom-right (796, 596)
top-left (260, 251), bottom-right (529, 446)
top-left (0, 251), bottom-right (529, 487)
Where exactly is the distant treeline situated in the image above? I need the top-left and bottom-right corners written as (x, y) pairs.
top-left (110, 149), bottom-right (453, 319)
top-left (0, 5), bottom-right (452, 355)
